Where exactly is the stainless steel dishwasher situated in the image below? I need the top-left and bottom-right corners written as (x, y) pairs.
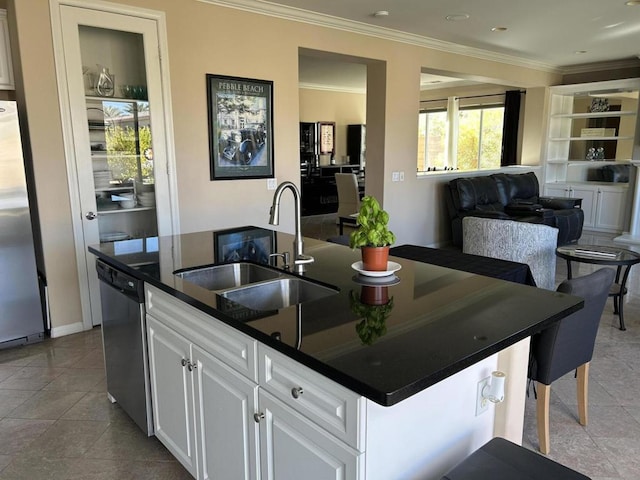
top-left (96, 259), bottom-right (153, 436)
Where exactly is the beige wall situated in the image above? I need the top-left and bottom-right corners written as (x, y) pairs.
top-left (8, 0), bottom-right (588, 332)
top-left (299, 88), bottom-right (366, 164)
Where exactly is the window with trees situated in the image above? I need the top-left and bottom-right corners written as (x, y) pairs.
top-left (417, 99), bottom-right (505, 173)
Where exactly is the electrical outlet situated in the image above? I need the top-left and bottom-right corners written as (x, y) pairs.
top-left (476, 377), bottom-right (490, 416)
top-left (392, 172), bottom-right (399, 182)
top-left (267, 178), bottom-right (277, 190)
top-left (399, 171), bottom-right (405, 181)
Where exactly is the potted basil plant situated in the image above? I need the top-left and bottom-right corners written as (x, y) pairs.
top-left (349, 195), bottom-right (396, 271)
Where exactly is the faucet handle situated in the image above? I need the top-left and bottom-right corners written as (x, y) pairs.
top-left (269, 252), bottom-right (290, 270)
top-left (294, 254), bottom-right (314, 266)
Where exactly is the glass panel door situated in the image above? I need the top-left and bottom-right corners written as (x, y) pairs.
top-left (80, 26), bottom-right (158, 243)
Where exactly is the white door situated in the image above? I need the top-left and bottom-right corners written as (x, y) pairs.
top-left (595, 186), bottom-right (627, 232)
top-left (192, 345), bottom-right (259, 480)
top-left (147, 316), bottom-right (198, 477)
top-left (54, 3), bottom-right (177, 327)
top-left (258, 390), bottom-right (361, 480)
top-left (544, 183), bottom-right (570, 197)
top-left (570, 185), bottom-right (597, 229)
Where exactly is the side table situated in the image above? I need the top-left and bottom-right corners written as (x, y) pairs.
top-left (556, 245), bottom-right (640, 331)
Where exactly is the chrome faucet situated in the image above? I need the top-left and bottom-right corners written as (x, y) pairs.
top-left (269, 181), bottom-right (314, 274)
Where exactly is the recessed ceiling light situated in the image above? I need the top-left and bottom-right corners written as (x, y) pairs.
top-left (373, 10), bottom-right (389, 17)
top-left (491, 27), bottom-right (507, 32)
top-left (445, 14), bottom-right (470, 21)
top-left (625, 1), bottom-right (640, 5)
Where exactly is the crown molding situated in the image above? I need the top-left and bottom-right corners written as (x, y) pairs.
top-left (299, 82), bottom-right (366, 94)
top-left (198, 0), bottom-right (563, 74)
top-left (561, 58), bottom-right (640, 76)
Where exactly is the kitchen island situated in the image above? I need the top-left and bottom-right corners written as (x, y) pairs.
top-left (89, 228), bottom-right (582, 480)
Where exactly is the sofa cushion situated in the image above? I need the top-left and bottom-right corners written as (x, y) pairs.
top-left (453, 177), bottom-right (503, 211)
top-left (492, 172), bottom-right (540, 204)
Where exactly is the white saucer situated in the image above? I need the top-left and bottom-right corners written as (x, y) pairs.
top-left (351, 261), bottom-right (402, 278)
top-left (352, 274), bottom-right (401, 286)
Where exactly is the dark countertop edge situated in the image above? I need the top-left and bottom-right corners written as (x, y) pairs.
top-left (381, 298), bottom-right (584, 405)
top-left (88, 246), bottom-right (583, 407)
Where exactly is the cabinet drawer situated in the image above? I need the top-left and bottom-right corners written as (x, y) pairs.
top-left (258, 344), bottom-right (364, 451)
top-left (146, 284), bottom-right (257, 381)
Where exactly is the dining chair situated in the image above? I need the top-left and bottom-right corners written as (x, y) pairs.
top-left (462, 217), bottom-right (558, 290)
top-left (529, 267), bottom-right (615, 454)
top-left (335, 173), bottom-right (361, 223)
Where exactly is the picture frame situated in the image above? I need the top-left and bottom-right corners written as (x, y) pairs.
top-left (206, 74), bottom-right (274, 180)
top-left (214, 226), bottom-right (276, 264)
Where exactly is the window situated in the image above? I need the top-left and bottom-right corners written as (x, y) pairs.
top-left (417, 99), bottom-right (504, 172)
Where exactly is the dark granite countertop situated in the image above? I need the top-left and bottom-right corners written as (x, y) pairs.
top-left (89, 227), bottom-right (583, 406)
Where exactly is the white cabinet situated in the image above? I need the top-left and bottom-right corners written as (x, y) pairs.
top-left (147, 315), bottom-right (197, 477)
top-left (258, 389), bottom-right (362, 480)
top-left (594, 184), bottom-right (628, 232)
top-left (543, 79), bottom-right (639, 236)
top-left (147, 316), bottom-right (260, 480)
top-left (0, 10), bottom-right (14, 90)
top-left (569, 184), bottom-right (597, 229)
top-left (145, 284), bottom-right (362, 480)
top-left (192, 344), bottom-right (259, 480)
top-left (543, 182), bottom-right (627, 232)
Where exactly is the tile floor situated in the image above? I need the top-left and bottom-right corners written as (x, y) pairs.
top-left (0, 220), bottom-right (638, 479)
top-left (0, 328), bottom-right (191, 479)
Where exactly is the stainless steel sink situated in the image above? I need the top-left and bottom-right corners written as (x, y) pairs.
top-left (174, 262), bottom-right (283, 291)
top-left (221, 277), bottom-right (338, 311)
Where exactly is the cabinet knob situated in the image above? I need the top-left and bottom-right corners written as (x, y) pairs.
top-left (291, 387), bottom-right (304, 399)
top-left (253, 412), bottom-right (265, 423)
top-left (85, 211), bottom-right (97, 220)
top-left (181, 358), bottom-right (188, 367)
top-left (187, 361), bottom-right (197, 372)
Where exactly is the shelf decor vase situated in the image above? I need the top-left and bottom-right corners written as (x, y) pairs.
top-left (361, 245), bottom-right (390, 272)
top-left (95, 66), bottom-right (115, 97)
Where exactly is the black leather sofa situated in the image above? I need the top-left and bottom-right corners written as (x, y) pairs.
top-left (445, 172), bottom-right (584, 247)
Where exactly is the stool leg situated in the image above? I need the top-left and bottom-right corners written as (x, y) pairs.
top-left (577, 362), bottom-right (589, 426)
top-left (536, 383), bottom-right (551, 455)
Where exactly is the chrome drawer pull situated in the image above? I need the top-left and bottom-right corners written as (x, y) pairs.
top-left (187, 361), bottom-right (197, 371)
top-left (291, 387), bottom-right (304, 399)
top-left (254, 412), bottom-right (265, 423)
top-left (181, 358), bottom-right (188, 367)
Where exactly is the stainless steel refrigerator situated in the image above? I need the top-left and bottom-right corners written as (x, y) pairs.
top-left (0, 101), bottom-right (44, 348)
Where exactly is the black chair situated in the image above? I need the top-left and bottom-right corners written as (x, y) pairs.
top-left (528, 267), bottom-right (615, 454)
top-left (441, 437), bottom-right (590, 479)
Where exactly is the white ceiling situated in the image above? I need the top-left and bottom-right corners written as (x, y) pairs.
top-left (214, 0), bottom-right (640, 91)
top-left (273, 0), bottom-right (640, 68)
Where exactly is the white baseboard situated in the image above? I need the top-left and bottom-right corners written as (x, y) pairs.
top-left (50, 321), bottom-right (85, 338)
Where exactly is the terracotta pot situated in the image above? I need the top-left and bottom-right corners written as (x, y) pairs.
top-left (361, 246), bottom-right (390, 271)
top-left (360, 286), bottom-right (389, 306)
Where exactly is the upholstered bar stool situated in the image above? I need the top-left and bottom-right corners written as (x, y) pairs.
top-left (441, 437), bottom-right (590, 480)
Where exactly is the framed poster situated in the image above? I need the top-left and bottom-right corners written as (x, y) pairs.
top-left (206, 74), bottom-right (274, 180)
top-left (214, 227), bottom-right (276, 264)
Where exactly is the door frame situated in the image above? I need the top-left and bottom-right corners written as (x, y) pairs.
top-left (49, 0), bottom-right (180, 330)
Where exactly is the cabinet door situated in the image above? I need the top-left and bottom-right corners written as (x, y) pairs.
top-left (595, 186), bottom-right (627, 232)
top-left (570, 185), bottom-right (597, 229)
top-left (192, 345), bottom-right (259, 480)
top-left (258, 390), bottom-right (362, 480)
top-left (147, 316), bottom-right (198, 477)
top-left (544, 183), bottom-right (570, 197)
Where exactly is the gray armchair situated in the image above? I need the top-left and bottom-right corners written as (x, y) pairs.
top-left (528, 267), bottom-right (615, 454)
top-left (462, 217), bottom-right (558, 290)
